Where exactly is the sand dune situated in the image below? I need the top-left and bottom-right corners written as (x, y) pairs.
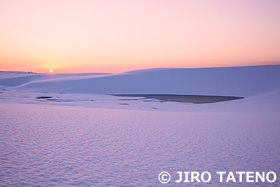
top-left (1, 66), bottom-right (280, 186)
top-left (8, 65), bottom-right (280, 97)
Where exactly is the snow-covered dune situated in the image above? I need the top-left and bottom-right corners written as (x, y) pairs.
top-left (13, 65), bottom-right (280, 97)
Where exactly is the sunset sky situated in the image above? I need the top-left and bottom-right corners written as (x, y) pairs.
top-left (0, 0), bottom-right (280, 73)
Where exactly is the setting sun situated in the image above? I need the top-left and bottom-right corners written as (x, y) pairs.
top-left (49, 69), bottom-right (53, 73)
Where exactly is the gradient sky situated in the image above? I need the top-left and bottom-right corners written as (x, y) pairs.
top-left (0, 0), bottom-right (280, 73)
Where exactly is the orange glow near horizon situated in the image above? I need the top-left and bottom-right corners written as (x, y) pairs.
top-left (0, 0), bottom-right (280, 73)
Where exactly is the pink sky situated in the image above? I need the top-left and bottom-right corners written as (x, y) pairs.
top-left (0, 0), bottom-right (280, 73)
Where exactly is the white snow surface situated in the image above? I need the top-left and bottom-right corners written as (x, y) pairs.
top-left (0, 65), bottom-right (280, 186)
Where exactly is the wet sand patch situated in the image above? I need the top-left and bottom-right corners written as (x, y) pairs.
top-left (114, 94), bottom-right (244, 104)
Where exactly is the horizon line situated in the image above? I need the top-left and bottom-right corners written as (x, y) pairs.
top-left (1, 63), bottom-right (280, 74)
